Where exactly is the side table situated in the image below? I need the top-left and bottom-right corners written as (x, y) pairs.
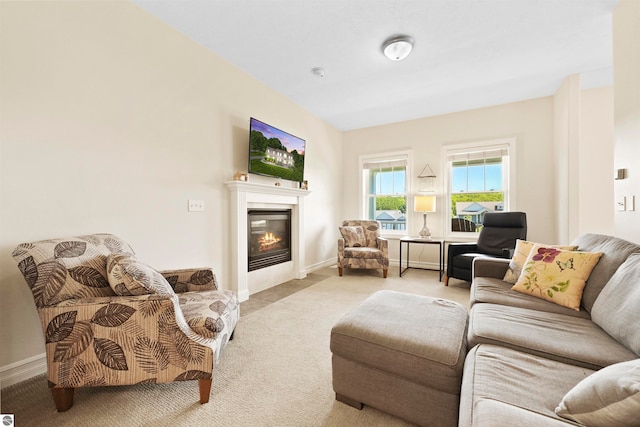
top-left (399, 236), bottom-right (444, 281)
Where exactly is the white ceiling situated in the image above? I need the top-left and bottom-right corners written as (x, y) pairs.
top-left (134, 0), bottom-right (620, 131)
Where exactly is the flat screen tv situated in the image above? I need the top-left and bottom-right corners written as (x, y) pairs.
top-left (248, 117), bottom-right (306, 183)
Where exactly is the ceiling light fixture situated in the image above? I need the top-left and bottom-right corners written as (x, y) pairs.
top-left (382, 35), bottom-right (414, 61)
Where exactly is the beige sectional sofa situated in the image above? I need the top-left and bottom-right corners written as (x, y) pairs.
top-left (460, 233), bottom-right (640, 426)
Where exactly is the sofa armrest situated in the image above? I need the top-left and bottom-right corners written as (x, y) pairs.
top-left (472, 257), bottom-right (511, 279)
top-left (38, 294), bottom-right (214, 388)
top-left (159, 267), bottom-right (218, 293)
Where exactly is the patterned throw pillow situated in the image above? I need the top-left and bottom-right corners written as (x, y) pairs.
top-left (339, 226), bottom-right (366, 248)
top-left (556, 359), bottom-right (640, 426)
top-left (106, 253), bottom-right (174, 296)
top-left (503, 240), bottom-right (579, 284)
top-left (511, 245), bottom-right (603, 311)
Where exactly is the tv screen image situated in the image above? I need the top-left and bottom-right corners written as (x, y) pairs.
top-left (248, 117), bottom-right (306, 183)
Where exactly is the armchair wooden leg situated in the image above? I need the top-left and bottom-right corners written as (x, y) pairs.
top-left (338, 267), bottom-right (343, 276)
top-left (199, 378), bottom-right (212, 404)
top-left (444, 275), bottom-right (449, 286)
top-left (383, 269), bottom-right (388, 278)
top-left (51, 387), bottom-right (74, 412)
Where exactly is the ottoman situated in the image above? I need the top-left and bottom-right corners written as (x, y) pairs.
top-left (330, 290), bottom-right (468, 427)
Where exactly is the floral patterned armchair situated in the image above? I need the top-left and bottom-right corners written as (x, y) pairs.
top-left (12, 233), bottom-right (239, 412)
top-left (337, 220), bottom-right (389, 278)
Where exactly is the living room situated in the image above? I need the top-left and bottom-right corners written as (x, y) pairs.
top-left (1, 0), bottom-right (639, 425)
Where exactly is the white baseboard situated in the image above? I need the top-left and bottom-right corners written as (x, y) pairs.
top-left (304, 258), bottom-right (336, 273)
top-left (0, 352), bottom-right (46, 389)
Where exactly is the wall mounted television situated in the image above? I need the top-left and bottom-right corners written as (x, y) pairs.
top-left (248, 117), bottom-right (306, 183)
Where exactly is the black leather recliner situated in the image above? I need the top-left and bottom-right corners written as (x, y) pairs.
top-left (444, 212), bottom-right (527, 285)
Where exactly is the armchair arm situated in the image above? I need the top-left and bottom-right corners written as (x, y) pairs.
top-left (472, 257), bottom-right (511, 279)
top-left (38, 294), bottom-right (214, 389)
top-left (376, 237), bottom-right (388, 256)
top-left (159, 268), bottom-right (218, 293)
top-left (446, 242), bottom-right (479, 276)
top-left (447, 242), bottom-right (478, 262)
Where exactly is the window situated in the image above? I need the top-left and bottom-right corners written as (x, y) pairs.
top-left (443, 139), bottom-right (515, 236)
top-left (360, 151), bottom-right (411, 233)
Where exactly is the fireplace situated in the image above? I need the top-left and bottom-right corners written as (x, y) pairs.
top-left (248, 209), bottom-right (292, 271)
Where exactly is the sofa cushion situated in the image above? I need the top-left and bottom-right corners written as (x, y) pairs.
top-left (106, 253), bottom-right (174, 296)
top-left (459, 344), bottom-right (594, 427)
top-left (468, 303), bottom-right (638, 369)
top-left (571, 233), bottom-right (640, 313)
top-left (503, 240), bottom-right (578, 284)
top-left (512, 245), bottom-right (602, 311)
top-left (339, 226), bottom-right (366, 248)
top-left (591, 253), bottom-right (640, 356)
top-left (471, 277), bottom-right (590, 319)
top-left (555, 358), bottom-right (640, 427)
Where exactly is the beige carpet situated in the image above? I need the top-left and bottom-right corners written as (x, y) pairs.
top-left (1, 267), bottom-right (470, 426)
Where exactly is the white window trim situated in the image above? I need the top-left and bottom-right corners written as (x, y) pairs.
top-left (359, 150), bottom-right (413, 238)
top-left (441, 138), bottom-right (516, 241)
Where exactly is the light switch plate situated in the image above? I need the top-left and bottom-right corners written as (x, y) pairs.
top-left (617, 196), bottom-right (626, 211)
top-left (628, 196), bottom-right (635, 212)
top-left (188, 200), bottom-right (205, 212)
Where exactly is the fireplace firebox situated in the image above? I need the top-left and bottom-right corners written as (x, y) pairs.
top-left (247, 210), bottom-right (292, 271)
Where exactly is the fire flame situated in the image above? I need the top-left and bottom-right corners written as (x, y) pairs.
top-left (258, 232), bottom-right (282, 251)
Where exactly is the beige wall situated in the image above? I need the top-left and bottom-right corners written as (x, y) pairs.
top-left (613, 0), bottom-right (640, 242)
top-left (0, 2), bottom-right (342, 372)
top-left (342, 88), bottom-right (615, 264)
top-left (554, 78), bottom-right (615, 242)
top-left (342, 96), bottom-right (557, 263)
top-left (579, 87), bottom-right (615, 236)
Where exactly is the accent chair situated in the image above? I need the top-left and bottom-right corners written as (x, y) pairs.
top-left (12, 233), bottom-right (239, 411)
top-left (445, 212), bottom-right (527, 285)
top-left (338, 220), bottom-right (389, 278)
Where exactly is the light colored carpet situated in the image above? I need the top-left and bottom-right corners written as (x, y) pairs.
top-left (1, 267), bottom-right (470, 426)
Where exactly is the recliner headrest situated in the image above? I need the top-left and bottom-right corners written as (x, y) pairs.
top-left (482, 212), bottom-right (527, 228)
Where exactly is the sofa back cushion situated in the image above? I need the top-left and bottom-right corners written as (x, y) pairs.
top-left (12, 234), bottom-right (134, 307)
top-left (571, 233), bottom-right (640, 313)
top-left (591, 253), bottom-right (640, 356)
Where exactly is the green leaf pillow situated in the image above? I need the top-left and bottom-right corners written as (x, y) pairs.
top-left (512, 245), bottom-right (603, 311)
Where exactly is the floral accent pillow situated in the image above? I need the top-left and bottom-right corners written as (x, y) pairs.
top-left (511, 245), bottom-right (603, 311)
top-left (503, 240), bottom-right (579, 284)
top-left (339, 226), bottom-right (366, 248)
top-left (106, 253), bottom-right (174, 296)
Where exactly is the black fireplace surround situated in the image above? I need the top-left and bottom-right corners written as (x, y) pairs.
top-left (247, 209), bottom-right (292, 271)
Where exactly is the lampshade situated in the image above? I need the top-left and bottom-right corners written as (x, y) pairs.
top-left (414, 195), bottom-right (436, 213)
top-left (382, 35), bottom-right (414, 61)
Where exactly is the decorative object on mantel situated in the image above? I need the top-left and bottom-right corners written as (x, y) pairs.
top-left (415, 195), bottom-right (436, 239)
top-left (418, 163), bottom-right (436, 192)
top-left (233, 171), bottom-right (248, 182)
top-left (301, 180), bottom-right (308, 190)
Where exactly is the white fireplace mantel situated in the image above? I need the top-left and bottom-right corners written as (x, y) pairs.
top-left (225, 181), bottom-right (311, 302)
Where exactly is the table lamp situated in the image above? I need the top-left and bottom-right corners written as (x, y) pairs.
top-left (414, 195), bottom-right (436, 239)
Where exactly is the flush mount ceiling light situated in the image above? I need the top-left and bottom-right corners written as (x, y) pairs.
top-left (382, 35), bottom-right (414, 61)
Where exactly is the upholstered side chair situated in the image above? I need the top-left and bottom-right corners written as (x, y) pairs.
top-left (337, 220), bottom-right (389, 278)
top-left (445, 212), bottom-right (527, 285)
top-left (12, 233), bottom-right (239, 412)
